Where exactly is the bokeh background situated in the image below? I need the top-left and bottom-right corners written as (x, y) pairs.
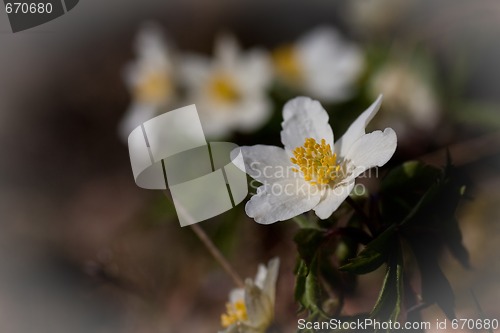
top-left (0, 0), bottom-right (500, 332)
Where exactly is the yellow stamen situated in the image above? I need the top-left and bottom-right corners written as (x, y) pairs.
top-left (209, 74), bottom-right (241, 104)
top-left (221, 299), bottom-right (248, 328)
top-left (134, 72), bottom-right (172, 103)
top-left (272, 45), bottom-right (302, 83)
top-left (291, 138), bottom-right (342, 185)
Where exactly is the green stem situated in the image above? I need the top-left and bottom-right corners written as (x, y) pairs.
top-left (293, 215), bottom-right (309, 228)
top-left (293, 215), bottom-right (322, 230)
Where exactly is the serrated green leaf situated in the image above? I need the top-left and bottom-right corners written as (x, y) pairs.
top-left (294, 257), bottom-right (328, 318)
top-left (294, 259), bottom-right (308, 313)
top-left (371, 241), bottom-right (404, 329)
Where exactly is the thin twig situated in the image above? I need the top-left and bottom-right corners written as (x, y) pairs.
top-left (163, 192), bottom-right (244, 288)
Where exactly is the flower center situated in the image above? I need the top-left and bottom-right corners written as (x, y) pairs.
top-left (221, 299), bottom-right (248, 328)
top-left (272, 45), bottom-right (303, 83)
top-left (209, 74), bottom-right (241, 104)
top-left (291, 138), bottom-right (342, 185)
top-left (134, 72), bottom-right (172, 103)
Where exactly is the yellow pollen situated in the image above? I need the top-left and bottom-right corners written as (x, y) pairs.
top-left (209, 74), bottom-right (241, 104)
top-left (291, 138), bottom-right (341, 185)
top-left (134, 72), bottom-right (172, 103)
top-left (272, 45), bottom-right (302, 83)
top-left (221, 299), bottom-right (248, 328)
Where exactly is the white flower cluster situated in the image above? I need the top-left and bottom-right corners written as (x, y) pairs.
top-left (119, 24), bottom-right (364, 140)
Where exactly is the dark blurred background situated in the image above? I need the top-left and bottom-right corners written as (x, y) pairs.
top-left (0, 0), bottom-right (499, 332)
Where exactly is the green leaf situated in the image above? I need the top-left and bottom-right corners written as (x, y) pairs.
top-left (380, 161), bottom-right (442, 226)
top-left (294, 259), bottom-right (308, 313)
top-left (398, 182), bottom-right (441, 228)
top-left (371, 241), bottom-right (404, 329)
top-left (399, 160), bottom-right (470, 268)
top-left (294, 257), bottom-right (328, 318)
top-left (381, 161), bottom-right (440, 193)
top-left (408, 236), bottom-right (456, 319)
top-left (340, 225), bottom-right (396, 275)
top-left (437, 164), bottom-right (470, 268)
top-left (443, 217), bottom-right (470, 268)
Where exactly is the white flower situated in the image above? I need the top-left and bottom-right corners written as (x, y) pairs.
top-left (180, 35), bottom-right (273, 138)
top-left (233, 96), bottom-right (397, 224)
top-left (272, 27), bottom-right (363, 102)
top-left (368, 62), bottom-right (440, 136)
top-left (347, 0), bottom-right (416, 36)
top-left (118, 23), bottom-right (177, 141)
top-left (219, 258), bottom-right (280, 333)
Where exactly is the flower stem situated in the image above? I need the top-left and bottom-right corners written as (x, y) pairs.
top-left (293, 215), bottom-right (323, 230)
top-left (163, 192), bottom-right (244, 288)
top-left (293, 215), bottom-right (310, 228)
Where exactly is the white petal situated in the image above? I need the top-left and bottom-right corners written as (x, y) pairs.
top-left (334, 95), bottom-right (383, 157)
top-left (236, 49), bottom-right (273, 92)
top-left (245, 178), bottom-right (322, 224)
top-left (127, 25), bottom-right (174, 86)
top-left (254, 264), bottom-right (267, 289)
top-left (297, 27), bottom-right (364, 102)
top-left (232, 96), bottom-right (272, 133)
top-left (118, 103), bottom-right (157, 142)
top-left (244, 282), bottom-right (272, 330)
top-left (229, 288), bottom-right (245, 304)
top-left (313, 181), bottom-right (355, 219)
top-left (280, 97), bottom-right (334, 155)
top-left (231, 145), bottom-right (294, 184)
top-left (135, 23), bottom-right (169, 59)
top-left (262, 258), bottom-right (279, 305)
top-left (178, 54), bottom-right (211, 87)
top-left (214, 34), bottom-right (239, 68)
top-left (197, 103), bottom-right (235, 139)
top-left (344, 128), bottom-right (397, 178)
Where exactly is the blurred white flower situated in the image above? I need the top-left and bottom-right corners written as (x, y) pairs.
top-left (272, 27), bottom-right (363, 102)
top-left (347, 0), bottom-right (416, 36)
top-left (368, 62), bottom-right (440, 137)
top-left (118, 24), bottom-right (176, 141)
top-left (233, 96), bottom-right (397, 224)
top-left (180, 35), bottom-right (273, 138)
top-left (219, 258), bottom-right (280, 333)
